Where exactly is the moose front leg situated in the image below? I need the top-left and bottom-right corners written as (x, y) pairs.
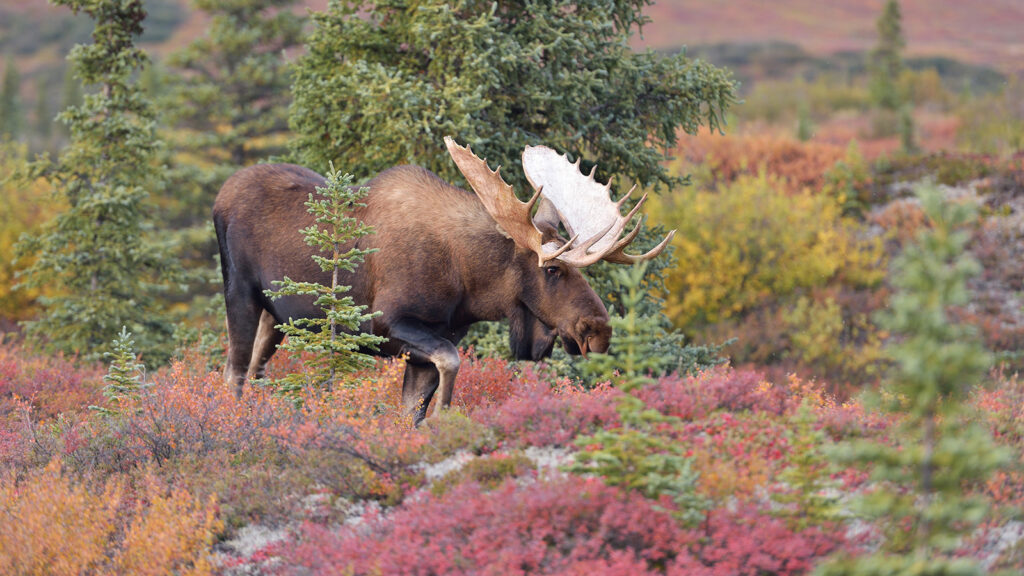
top-left (388, 319), bottom-right (461, 425)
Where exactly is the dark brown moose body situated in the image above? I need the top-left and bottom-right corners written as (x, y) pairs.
top-left (214, 138), bottom-right (672, 423)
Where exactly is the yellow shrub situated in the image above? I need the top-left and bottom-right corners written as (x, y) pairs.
top-left (0, 460), bottom-right (122, 576)
top-left (0, 142), bottom-right (61, 323)
top-left (0, 461), bottom-right (222, 576)
top-left (649, 171), bottom-right (884, 329)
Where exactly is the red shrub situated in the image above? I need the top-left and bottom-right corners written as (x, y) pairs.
top-left (481, 369), bottom-right (620, 448)
top-left (261, 476), bottom-right (696, 575)
top-left (678, 504), bottom-right (845, 576)
top-left (638, 367), bottom-right (792, 421)
top-left (451, 349), bottom-right (520, 412)
top-left (0, 342), bottom-right (104, 417)
top-left (671, 129), bottom-right (846, 193)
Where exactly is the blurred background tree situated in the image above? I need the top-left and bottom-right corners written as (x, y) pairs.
top-left (157, 0), bottom-right (307, 345)
top-left (15, 0), bottom-right (182, 362)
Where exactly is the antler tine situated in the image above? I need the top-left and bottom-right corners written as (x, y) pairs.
top-left (603, 229), bottom-right (678, 265)
top-left (616, 184), bottom-right (637, 209)
top-left (538, 232), bottom-right (580, 265)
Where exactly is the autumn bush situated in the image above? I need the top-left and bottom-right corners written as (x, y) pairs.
top-left (0, 340), bottom-right (104, 418)
top-left (0, 460), bottom-right (221, 576)
top-left (262, 476), bottom-right (696, 575)
top-left (667, 129), bottom-right (847, 193)
top-left (650, 172), bottom-right (884, 329)
top-left (479, 369), bottom-right (620, 448)
top-left (0, 143), bottom-right (61, 327)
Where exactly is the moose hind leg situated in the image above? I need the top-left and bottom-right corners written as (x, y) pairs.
top-left (223, 290), bottom-right (263, 397)
top-left (248, 310), bottom-right (284, 381)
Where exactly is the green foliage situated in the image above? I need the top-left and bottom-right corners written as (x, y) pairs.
top-left (570, 390), bottom-right (707, 525)
top-left (263, 166), bottom-right (384, 394)
top-left (164, 0), bottom-right (303, 169)
top-left (578, 262), bottom-right (729, 385)
top-left (291, 0), bottom-right (736, 192)
top-left (956, 75), bottom-right (1024, 155)
top-left (15, 0), bottom-right (182, 362)
top-left (900, 105), bottom-right (917, 154)
top-left (796, 101), bottom-right (814, 141)
top-left (822, 140), bottom-right (872, 216)
top-left (0, 55), bottom-right (21, 139)
top-left (774, 399), bottom-right (839, 530)
top-left (819, 185), bottom-right (1011, 576)
top-left (95, 327), bottom-right (148, 414)
top-left (869, 0), bottom-right (905, 111)
top-left (160, 0), bottom-right (307, 335)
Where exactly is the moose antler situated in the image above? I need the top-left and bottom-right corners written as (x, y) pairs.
top-left (444, 137), bottom-right (581, 266)
top-left (521, 145), bottom-right (675, 266)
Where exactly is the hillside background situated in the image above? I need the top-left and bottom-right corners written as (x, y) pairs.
top-left (3, 0), bottom-right (1021, 95)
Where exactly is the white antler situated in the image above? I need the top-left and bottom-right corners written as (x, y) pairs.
top-left (521, 145), bottom-right (675, 266)
top-left (445, 137), bottom-right (578, 266)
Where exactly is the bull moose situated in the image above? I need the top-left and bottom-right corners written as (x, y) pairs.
top-left (213, 137), bottom-right (674, 423)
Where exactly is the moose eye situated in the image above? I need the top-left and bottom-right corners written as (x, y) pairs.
top-left (545, 265), bottom-right (561, 277)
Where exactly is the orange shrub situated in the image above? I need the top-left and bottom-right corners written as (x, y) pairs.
top-left (668, 129), bottom-right (845, 192)
top-left (0, 460), bottom-right (220, 576)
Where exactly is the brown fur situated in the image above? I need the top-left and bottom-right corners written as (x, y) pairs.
top-left (213, 163), bottom-right (611, 423)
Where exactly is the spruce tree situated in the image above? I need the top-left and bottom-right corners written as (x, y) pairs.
top-left (819, 185), bottom-right (1010, 576)
top-left (15, 0), bottom-right (181, 361)
top-left (159, 0), bottom-right (306, 334)
top-left (163, 0), bottom-right (304, 191)
top-left (0, 55), bottom-right (21, 139)
top-left (291, 0), bottom-right (735, 193)
top-left (263, 166), bottom-right (384, 395)
top-left (869, 0), bottom-right (905, 111)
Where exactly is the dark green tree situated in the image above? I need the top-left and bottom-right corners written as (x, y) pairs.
top-left (0, 55), bottom-right (21, 139)
top-left (164, 0), bottom-right (304, 181)
top-left (159, 0), bottom-right (305, 345)
top-left (59, 65), bottom-right (81, 140)
top-left (15, 0), bottom-right (181, 361)
top-left (263, 166), bottom-right (384, 395)
top-left (869, 0), bottom-right (905, 111)
top-left (819, 185), bottom-right (1010, 576)
top-left (291, 0), bottom-right (735, 193)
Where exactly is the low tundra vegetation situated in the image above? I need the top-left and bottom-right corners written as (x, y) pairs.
top-left (0, 335), bottom-right (1021, 574)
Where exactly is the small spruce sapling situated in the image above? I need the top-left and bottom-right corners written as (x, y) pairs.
top-left (818, 185), bottom-right (1011, 576)
top-left (264, 165), bottom-right (385, 395)
top-left (569, 262), bottom-right (708, 526)
top-left (93, 327), bottom-right (149, 415)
